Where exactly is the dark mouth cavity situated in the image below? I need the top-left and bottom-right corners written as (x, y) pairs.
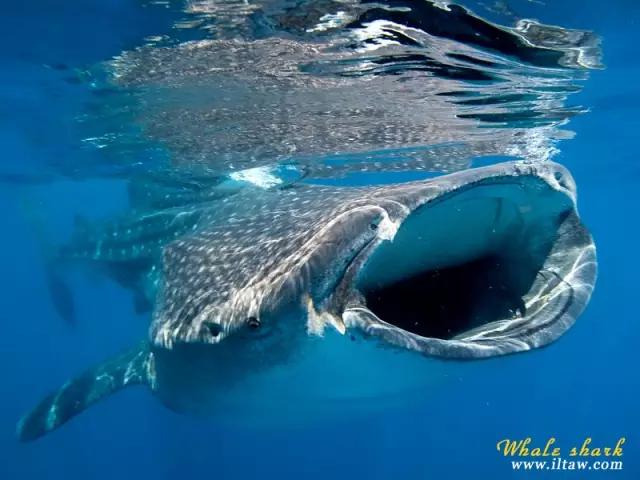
top-left (364, 253), bottom-right (532, 339)
top-left (356, 178), bottom-right (572, 340)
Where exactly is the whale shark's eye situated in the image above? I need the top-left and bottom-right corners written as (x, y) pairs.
top-left (369, 222), bottom-right (378, 231)
top-left (247, 317), bottom-right (261, 329)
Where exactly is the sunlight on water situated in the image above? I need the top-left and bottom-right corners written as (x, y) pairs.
top-left (72, 0), bottom-right (602, 184)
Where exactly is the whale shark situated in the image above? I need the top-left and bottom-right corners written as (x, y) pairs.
top-left (17, 160), bottom-right (596, 441)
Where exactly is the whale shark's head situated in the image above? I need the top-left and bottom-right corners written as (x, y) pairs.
top-left (151, 161), bottom-right (596, 360)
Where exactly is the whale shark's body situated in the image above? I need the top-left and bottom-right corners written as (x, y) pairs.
top-left (42, 171), bottom-right (258, 319)
top-left (18, 161), bottom-right (596, 441)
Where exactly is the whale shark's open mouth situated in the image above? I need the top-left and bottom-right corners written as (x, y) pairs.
top-left (343, 174), bottom-right (596, 358)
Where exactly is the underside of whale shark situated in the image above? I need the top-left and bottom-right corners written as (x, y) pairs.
top-left (17, 161), bottom-right (596, 441)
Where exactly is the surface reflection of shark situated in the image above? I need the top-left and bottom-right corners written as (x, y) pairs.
top-left (18, 161), bottom-right (596, 441)
top-left (77, 0), bottom-right (601, 182)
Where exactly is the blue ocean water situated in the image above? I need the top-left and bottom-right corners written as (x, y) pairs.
top-left (1, 1), bottom-right (638, 478)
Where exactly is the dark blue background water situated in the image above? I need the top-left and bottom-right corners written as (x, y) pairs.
top-left (1, 1), bottom-right (638, 478)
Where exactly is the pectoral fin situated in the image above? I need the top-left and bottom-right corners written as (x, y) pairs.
top-left (17, 342), bottom-right (154, 442)
top-left (21, 198), bottom-right (77, 327)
